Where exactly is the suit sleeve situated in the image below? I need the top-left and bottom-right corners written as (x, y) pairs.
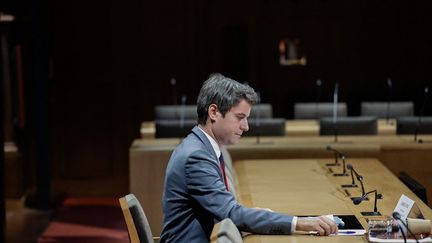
top-left (185, 150), bottom-right (294, 235)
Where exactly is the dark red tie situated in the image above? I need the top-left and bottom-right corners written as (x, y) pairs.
top-left (219, 155), bottom-right (229, 191)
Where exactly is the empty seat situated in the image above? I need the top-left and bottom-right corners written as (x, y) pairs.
top-left (217, 218), bottom-right (243, 243)
top-left (319, 117), bottom-right (378, 135)
top-left (243, 118), bottom-right (286, 136)
top-left (154, 105), bottom-right (197, 120)
top-left (398, 172), bottom-right (428, 204)
top-left (361, 102), bottom-right (414, 118)
top-left (155, 104), bottom-right (273, 120)
top-left (396, 117), bottom-right (432, 134)
top-left (155, 120), bottom-right (196, 138)
top-left (249, 104), bottom-right (273, 119)
top-left (119, 194), bottom-right (157, 243)
top-left (294, 102), bottom-right (348, 119)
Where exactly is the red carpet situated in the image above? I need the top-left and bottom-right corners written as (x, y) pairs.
top-left (38, 197), bottom-right (129, 243)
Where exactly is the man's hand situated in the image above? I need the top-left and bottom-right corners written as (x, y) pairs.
top-left (296, 216), bottom-right (338, 236)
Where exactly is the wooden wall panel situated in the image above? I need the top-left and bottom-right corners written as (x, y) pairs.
top-left (45, 0), bottom-right (432, 195)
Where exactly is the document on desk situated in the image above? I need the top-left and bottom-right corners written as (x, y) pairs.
top-left (301, 215), bottom-right (366, 236)
top-left (337, 215), bottom-right (366, 236)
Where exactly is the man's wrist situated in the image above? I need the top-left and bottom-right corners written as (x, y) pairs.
top-left (291, 216), bottom-right (298, 233)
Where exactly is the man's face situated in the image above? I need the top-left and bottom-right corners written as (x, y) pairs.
top-left (212, 99), bottom-right (251, 146)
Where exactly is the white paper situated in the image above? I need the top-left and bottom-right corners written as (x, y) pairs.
top-left (393, 194), bottom-right (415, 220)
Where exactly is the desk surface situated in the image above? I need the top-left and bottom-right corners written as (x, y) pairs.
top-left (141, 119), bottom-right (397, 138)
top-left (233, 158), bottom-right (432, 243)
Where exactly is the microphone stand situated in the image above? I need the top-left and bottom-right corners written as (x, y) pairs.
top-left (386, 78), bottom-right (392, 124)
top-left (315, 79), bottom-right (322, 120)
top-left (333, 155), bottom-right (348, 176)
top-left (325, 145), bottom-right (341, 166)
top-left (178, 95), bottom-right (186, 142)
top-left (332, 83), bottom-right (339, 143)
top-left (353, 190), bottom-right (382, 216)
top-left (170, 78), bottom-right (177, 105)
top-left (350, 166), bottom-right (367, 201)
top-left (414, 86), bottom-right (428, 143)
top-left (342, 164), bottom-right (358, 188)
top-left (179, 95), bottom-right (186, 129)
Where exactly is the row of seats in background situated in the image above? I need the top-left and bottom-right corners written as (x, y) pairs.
top-left (154, 102), bottom-right (432, 138)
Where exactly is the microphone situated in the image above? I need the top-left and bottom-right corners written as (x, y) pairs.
top-left (332, 83), bottom-right (339, 143)
top-left (333, 154), bottom-right (348, 177)
top-left (352, 190), bottom-right (382, 216)
top-left (386, 78), bottom-right (393, 124)
top-left (392, 212), bottom-right (419, 243)
top-left (414, 86), bottom-right (429, 143)
top-left (325, 145), bottom-right (342, 166)
top-left (315, 79), bottom-right (322, 119)
top-left (170, 78), bottom-right (177, 105)
top-left (341, 163), bottom-right (358, 188)
top-left (348, 164), bottom-right (367, 200)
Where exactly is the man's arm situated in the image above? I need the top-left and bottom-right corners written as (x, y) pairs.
top-left (185, 150), bottom-right (294, 234)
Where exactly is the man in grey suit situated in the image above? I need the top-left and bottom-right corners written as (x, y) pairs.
top-left (161, 74), bottom-right (337, 242)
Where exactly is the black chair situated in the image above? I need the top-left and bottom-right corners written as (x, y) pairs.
top-left (244, 118), bottom-right (286, 136)
top-left (294, 102), bottom-right (348, 119)
top-left (154, 105), bottom-right (197, 120)
top-left (396, 117), bottom-right (432, 134)
top-left (361, 102), bottom-right (414, 118)
top-left (398, 172), bottom-right (428, 204)
top-left (119, 194), bottom-right (158, 243)
top-left (250, 104), bottom-right (273, 119)
top-left (319, 117), bottom-right (378, 135)
top-left (155, 120), bottom-right (196, 138)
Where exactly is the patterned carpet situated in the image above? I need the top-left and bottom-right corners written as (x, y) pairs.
top-left (37, 197), bottom-right (129, 243)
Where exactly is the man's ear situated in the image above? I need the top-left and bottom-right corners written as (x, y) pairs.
top-left (208, 104), bottom-right (219, 122)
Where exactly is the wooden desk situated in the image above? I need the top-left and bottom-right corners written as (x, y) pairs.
top-left (129, 135), bottom-right (432, 235)
top-left (141, 119), bottom-right (397, 138)
top-left (234, 159), bottom-right (432, 243)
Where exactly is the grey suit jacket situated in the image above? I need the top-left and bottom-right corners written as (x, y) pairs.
top-left (160, 126), bottom-right (293, 242)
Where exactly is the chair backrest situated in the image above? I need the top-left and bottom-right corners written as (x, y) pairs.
top-left (294, 102), bottom-right (348, 119)
top-left (217, 218), bottom-right (243, 243)
top-left (155, 120), bottom-right (196, 138)
top-left (250, 104), bottom-right (273, 119)
top-left (361, 102), bottom-right (414, 118)
top-left (319, 116), bottom-right (378, 135)
top-left (154, 105), bottom-right (197, 120)
top-left (399, 172), bottom-right (428, 204)
top-left (155, 104), bottom-right (273, 120)
top-left (396, 117), bottom-right (432, 134)
top-left (119, 194), bottom-right (154, 243)
top-left (243, 118), bottom-right (286, 136)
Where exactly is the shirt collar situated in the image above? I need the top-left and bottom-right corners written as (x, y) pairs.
top-left (198, 126), bottom-right (221, 159)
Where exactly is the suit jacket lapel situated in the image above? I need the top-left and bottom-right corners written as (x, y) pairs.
top-left (191, 126), bottom-right (219, 165)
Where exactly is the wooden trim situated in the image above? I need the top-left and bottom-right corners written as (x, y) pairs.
top-left (119, 196), bottom-right (140, 243)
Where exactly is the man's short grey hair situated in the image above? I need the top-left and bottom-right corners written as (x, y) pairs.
top-left (197, 73), bottom-right (258, 125)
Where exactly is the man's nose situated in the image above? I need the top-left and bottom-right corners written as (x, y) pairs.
top-left (241, 120), bottom-right (249, 132)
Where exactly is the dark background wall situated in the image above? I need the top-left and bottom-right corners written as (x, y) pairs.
top-left (3, 0), bottom-right (432, 196)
